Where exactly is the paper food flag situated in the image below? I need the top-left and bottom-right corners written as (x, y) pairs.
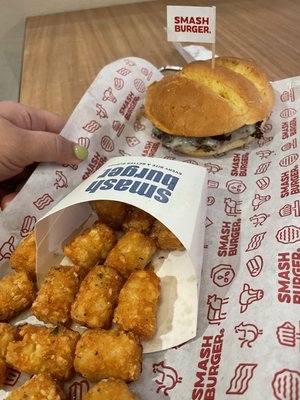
top-left (166, 5), bottom-right (216, 43)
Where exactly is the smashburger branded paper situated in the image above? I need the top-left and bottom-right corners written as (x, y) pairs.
top-left (0, 57), bottom-right (299, 399)
top-left (35, 156), bottom-right (208, 353)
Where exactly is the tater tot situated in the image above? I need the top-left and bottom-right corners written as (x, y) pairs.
top-left (71, 265), bottom-right (124, 329)
top-left (91, 200), bottom-right (130, 230)
top-left (122, 206), bottom-right (155, 234)
top-left (150, 220), bottom-right (184, 250)
top-left (64, 222), bottom-right (117, 272)
top-left (6, 325), bottom-right (80, 380)
top-left (113, 269), bottom-right (160, 339)
top-left (74, 329), bottom-right (142, 382)
top-left (0, 323), bottom-right (18, 358)
top-left (6, 373), bottom-right (66, 400)
top-left (83, 378), bottom-right (139, 400)
top-left (9, 231), bottom-right (36, 279)
top-left (105, 231), bottom-right (156, 278)
top-left (0, 357), bottom-right (6, 387)
top-left (0, 271), bottom-right (36, 321)
top-left (32, 265), bottom-right (82, 325)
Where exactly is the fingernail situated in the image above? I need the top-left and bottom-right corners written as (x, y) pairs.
top-left (74, 144), bottom-right (88, 161)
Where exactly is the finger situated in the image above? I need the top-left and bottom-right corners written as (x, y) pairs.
top-left (1, 192), bottom-right (16, 210)
top-left (22, 129), bottom-right (88, 165)
top-left (0, 101), bottom-right (67, 133)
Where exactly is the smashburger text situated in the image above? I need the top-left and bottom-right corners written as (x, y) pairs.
top-left (277, 249), bottom-right (300, 304)
top-left (85, 164), bottom-right (180, 204)
top-left (192, 329), bottom-right (225, 400)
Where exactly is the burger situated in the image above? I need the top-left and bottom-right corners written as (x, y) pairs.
top-left (145, 56), bottom-right (275, 157)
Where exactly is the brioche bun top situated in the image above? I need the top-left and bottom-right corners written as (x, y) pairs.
top-left (145, 56), bottom-right (274, 137)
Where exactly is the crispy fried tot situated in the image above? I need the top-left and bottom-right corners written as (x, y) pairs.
top-left (105, 231), bottom-right (156, 278)
top-left (6, 325), bottom-right (80, 380)
top-left (0, 271), bottom-right (36, 321)
top-left (83, 378), bottom-right (139, 400)
top-left (64, 222), bottom-right (117, 272)
top-left (0, 323), bottom-right (18, 358)
top-left (122, 206), bottom-right (155, 234)
top-left (74, 329), bottom-right (142, 382)
top-left (6, 373), bottom-right (66, 400)
top-left (113, 269), bottom-right (160, 339)
top-left (32, 265), bottom-right (82, 325)
top-left (9, 231), bottom-right (36, 279)
top-left (71, 265), bottom-right (124, 329)
top-left (91, 200), bottom-right (130, 230)
top-left (0, 357), bottom-right (6, 387)
top-left (150, 220), bottom-right (184, 250)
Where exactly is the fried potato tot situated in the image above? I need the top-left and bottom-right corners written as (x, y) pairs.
top-left (0, 357), bottom-right (6, 387)
top-left (6, 325), bottom-right (80, 380)
top-left (83, 378), bottom-right (139, 400)
top-left (64, 222), bottom-right (117, 272)
top-left (113, 269), bottom-right (160, 339)
top-left (122, 206), bottom-right (155, 234)
top-left (32, 265), bottom-right (82, 325)
top-left (6, 373), bottom-right (66, 400)
top-left (0, 323), bottom-right (18, 358)
top-left (150, 220), bottom-right (184, 250)
top-left (71, 265), bottom-right (124, 329)
top-left (91, 200), bottom-right (130, 230)
top-left (9, 231), bottom-right (36, 280)
top-left (105, 231), bottom-right (156, 278)
top-left (0, 271), bottom-right (36, 321)
top-left (74, 329), bottom-right (142, 382)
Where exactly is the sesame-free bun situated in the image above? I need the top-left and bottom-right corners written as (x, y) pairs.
top-left (145, 56), bottom-right (274, 138)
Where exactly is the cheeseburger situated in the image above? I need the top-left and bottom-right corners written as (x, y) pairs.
top-left (145, 56), bottom-right (275, 157)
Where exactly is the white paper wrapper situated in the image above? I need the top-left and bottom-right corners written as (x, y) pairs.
top-left (0, 57), bottom-right (300, 399)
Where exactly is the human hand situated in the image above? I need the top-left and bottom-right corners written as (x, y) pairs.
top-left (0, 101), bottom-right (88, 209)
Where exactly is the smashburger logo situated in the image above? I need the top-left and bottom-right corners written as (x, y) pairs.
top-left (173, 16), bottom-right (211, 33)
top-left (192, 329), bottom-right (225, 400)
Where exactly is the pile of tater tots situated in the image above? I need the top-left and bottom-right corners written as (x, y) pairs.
top-left (0, 200), bottom-right (184, 399)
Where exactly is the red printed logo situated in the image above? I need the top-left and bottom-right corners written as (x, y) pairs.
top-left (207, 180), bottom-right (219, 188)
top-left (69, 380), bottom-right (90, 400)
top-left (276, 321), bottom-right (300, 349)
top-left (100, 136), bottom-right (115, 152)
top-left (224, 198), bottom-right (242, 217)
top-left (207, 196), bottom-right (215, 206)
top-left (255, 161), bottom-right (271, 175)
top-left (276, 225), bottom-right (300, 244)
top-left (82, 120), bottom-right (101, 133)
top-left (211, 264), bottom-right (235, 287)
top-left (141, 67), bottom-right (153, 81)
top-left (4, 367), bottom-right (21, 387)
top-left (114, 77), bottom-right (124, 91)
top-left (78, 137), bottom-right (90, 149)
top-left (234, 322), bottom-right (263, 348)
top-left (205, 217), bottom-right (213, 228)
top-left (226, 363), bottom-right (257, 394)
top-left (281, 138), bottom-right (297, 152)
top-left (103, 87), bottom-right (117, 103)
top-left (204, 162), bottom-right (223, 174)
top-left (96, 104), bottom-right (108, 118)
top-left (249, 213), bottom-right (270, 227)
top-left (280, 88), bottom-right (296, 102)
top-left (279, 153), bottom-right (299, 168)
top-left (252, 193), bottom-right (271, 211)
top-left (207, 294), bottom-right (229, 325)
top-left (116, 67), bottom-right (131, 76)
top-left (134, 78), bottom-right (146, 93)
top-left (246, 255), bottom-right (264, 277)
top-left (272, 369), bottom-right (300, 400)
top-left (134, 119), bottom-right (145, 132)
top-left (239, 283), bottom-right (264, 313)
top-left (112, 120), bottom-right (125, 137)
top-left (280, 108), bottom-right (297, 119)
top-left (246, 232), bottom-right (266, 251)
top-left (54, 170), bottom-right (68, 189)
top-left (20, 216), bottom-right (36, 238)
top-left (226, 179), bottom-right (247, 194)
top-left (33, 194), bottom-right (54, 210)
top-left (153, 361), bottom-right (183, 395)
top-left (126, 136), bottom-right (140, 147)
top-left (256, 176), bottom-right (270, 190)
top-left (279, 200), bottom-right (300, 217)
top-left (256, 149), bottom-right (274, 159)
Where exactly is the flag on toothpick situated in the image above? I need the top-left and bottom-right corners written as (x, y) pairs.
top-left (166, 5), bottom-right (216, 67)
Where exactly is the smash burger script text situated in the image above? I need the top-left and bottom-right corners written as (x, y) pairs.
top-left (85, 163), bottom-right (181, 203)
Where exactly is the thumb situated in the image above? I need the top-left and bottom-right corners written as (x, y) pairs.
top-left (23, 130), bottom-right (88, 165)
